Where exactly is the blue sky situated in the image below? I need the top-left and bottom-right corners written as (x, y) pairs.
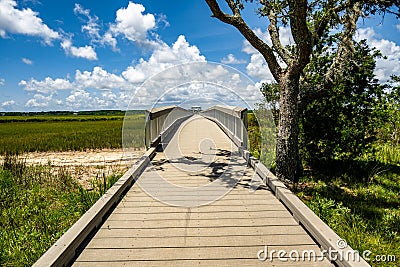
top-left (0, 0), bottom-right (399, 111)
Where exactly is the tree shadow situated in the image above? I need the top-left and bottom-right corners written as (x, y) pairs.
top-left (150, 148), bottom-right (270, 192)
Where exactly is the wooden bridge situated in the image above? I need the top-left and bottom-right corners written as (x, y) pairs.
top-left (34, 106), bottom-right (370, 267)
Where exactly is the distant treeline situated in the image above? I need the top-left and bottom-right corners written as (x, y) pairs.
top-left (0, 110), bottom-right (146, 123)
top-left (0, 110), bottom-right (144, 116)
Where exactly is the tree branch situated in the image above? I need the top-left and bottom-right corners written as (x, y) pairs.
top-left (267, 7), bottom-right (294, 65)
top-left (325, 2), bottom-right (363, 82)
top-left (205, 0), bottom-right (283, 82)
top-left (288, 0), bottom-right (312, 72)
top-left (226, 0), bottom-right (242, 16)
top-left (315, 0), bottom-right (347, 41)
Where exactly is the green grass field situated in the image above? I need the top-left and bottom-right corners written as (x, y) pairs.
top-left (0, 114), bottom-right (145, 154)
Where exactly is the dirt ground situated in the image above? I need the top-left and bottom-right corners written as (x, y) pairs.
top-left (13, 149), bottom-right (145, 189)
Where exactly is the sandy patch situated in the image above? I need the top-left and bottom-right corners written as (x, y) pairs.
top-left (7, 149), bottom-right (145, 189)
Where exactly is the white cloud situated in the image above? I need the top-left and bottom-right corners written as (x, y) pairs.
top-left (397, 24), bottom-right (400, 32)
top-left (242, 28), bottom-right (292, 82)
top-left (74, 3), bottom-right (99, 38)
top-left (19, 77), bottom-right (73, 94)
top-left (73, 3), bottom-right (117, 50)
top-left (122, 35), bottom-right (206, 83)
top-left (109, 2), bottom-right (156, 44)
top-left (0, 78), bottom-right (5, 86)
top-left (221, 54), bottom-right (246, 64)
top-left (355, 27), bottom-right (400, 81)
top-left (0, 0), bottom-right (60, 44)
top-left (25, 94), bottom-right (60, 108)
top-left (246, 54), bottom-right (274, 82)
top-left (75, 66), bottom-right (128, 90)
top-left (1, 100), bottom-right (15, 107)
top-left (22, 57), bottom-right (33, 65)
top-left (65, 89), bottom-right (125, 110)
top-left (61, 39), bottom-right (97, 60)
top-left (18, 35), bottom-right (265, 110)
top-left (66, 89), bottom-right (92, 109)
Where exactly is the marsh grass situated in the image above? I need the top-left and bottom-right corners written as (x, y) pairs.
top-left (291, 157), bottom-right (399, 266)
top-left (0, 114), bottom-right (145, 155)
top-left (0, 155), bottom-right (120, 266)
top-left (371, 143), bottom-right (400, 166)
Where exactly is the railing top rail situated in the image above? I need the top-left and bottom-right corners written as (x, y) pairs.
top-left (203, 105), bottom-right (247, 118)
top-left (146, 105), bottom-right (188, 120)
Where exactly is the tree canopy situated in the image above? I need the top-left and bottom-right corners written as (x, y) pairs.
top-left (205, 0), bottom-right (400, 181)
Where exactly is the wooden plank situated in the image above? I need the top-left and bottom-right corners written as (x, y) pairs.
top-left (83, 235), bottom-right (315, 252)
top-left (113, 205), bottom-right (289, 213)
top-left (74, 258), bottom-right (333, 267)
top-left (117, 203), bottom-right (287, 211)
top-left (100, 217), bottom-right (298, 229)
top-left (122, 193), bottom-right (279, 202)
top-left (117, 200), bottom-right (283, 207)
top-left (121, 192), bottom-right (280, 200)
top-left (86, 234), bottom-right (315, 248)
top-left (124, 188), bottom-right (275, 197)
top-left (74, 245), bottom-right (326, 261)
top-left (93, 225), bottom-right (311, 238)
top-left (106, 210), bottom-right (293, 221)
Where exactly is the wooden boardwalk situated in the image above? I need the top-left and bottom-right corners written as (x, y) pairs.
top-left (73, 116), bottom-right (333, 266)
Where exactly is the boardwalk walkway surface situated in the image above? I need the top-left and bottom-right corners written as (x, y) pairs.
top-left (73, 116), bottom-right (333, 266)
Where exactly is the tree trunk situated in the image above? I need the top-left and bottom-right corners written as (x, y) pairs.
top-left (276, 71), bottom-right (300, 182)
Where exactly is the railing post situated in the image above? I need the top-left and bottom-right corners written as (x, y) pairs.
top-left (145, 106), bottom-right (192, 148)
top-left (200, 105), bottom-right (248, 149)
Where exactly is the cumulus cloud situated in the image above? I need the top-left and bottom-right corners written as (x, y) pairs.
top-left (19, 77), bottom-right (73, 94)
top-left (1, 100), bottom-right (15, 107)
top-left (122, 35), bottom-right (206, 83)
top-left (73, 3), bottom-right (117, 50)
top-left (0, 78), bottom-right (5, 86)
top-left (18, 35), bottom-right (263, 110)
top-left (355, 27), bottom-right (400, 81)
top-left (75, 66), bottom-right (128, 90)
top-left (109, 2), bottom-right (156, 45)
top-left (245, 54), bottom-right (274, 81)
top-left (129, 63), bottom-right (264, 110)
top-left (0, 0), bottom-right (60, 44)
top-left (65, 89), bottom-right (126, 110)
top-left (22, 57), bottom-right (33, 65)
top-left (221, 54), bottom-right (246, 64)
top-left (66, 89), bottom-right (92, 109)
top-left (21, 35), bottom-right (205, 94)
top-left (242, 28), bottom-right (293, 82)
top-left (25, 94), bottom-right (62, 108)
top-left (61, 39), bottom-right (97, 60)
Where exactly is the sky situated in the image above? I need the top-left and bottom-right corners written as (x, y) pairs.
top-left (0, 0), bottom-right (399, 111)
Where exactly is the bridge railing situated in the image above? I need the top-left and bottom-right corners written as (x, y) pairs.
top-left (145, 106), bottom-right (192, 148)
top-left (201, 105), bottom-right (248, 149)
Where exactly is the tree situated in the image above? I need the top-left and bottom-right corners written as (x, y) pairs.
top-left (205, 0), bottom-right (400, 182)
top-left (299, 40), bottom-right (386, 165)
